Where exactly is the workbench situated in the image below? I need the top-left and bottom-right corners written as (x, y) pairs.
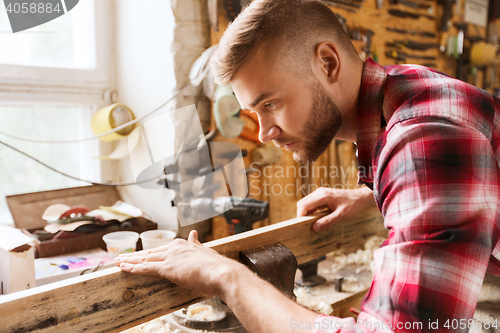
top-left (1, 207), bottom-right (498, 332)
top-left (0, 208), bottom-right (386, 332)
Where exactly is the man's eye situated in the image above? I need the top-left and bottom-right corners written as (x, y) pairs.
top-left (264, 102), bottom-right (276, 110)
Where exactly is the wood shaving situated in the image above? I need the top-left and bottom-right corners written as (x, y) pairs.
top-left (329, 236), bottom-right (385, 270)
top-left (294, 286), bottom-right (334, 315)
top-left (186, 305), bottom-right (214, 320)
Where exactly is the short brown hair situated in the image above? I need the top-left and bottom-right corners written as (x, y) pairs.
top-left (211, 0), bottom-right (357, 85)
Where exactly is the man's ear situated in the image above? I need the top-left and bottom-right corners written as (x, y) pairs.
top-left (315, 42), bottom-right (340, 83)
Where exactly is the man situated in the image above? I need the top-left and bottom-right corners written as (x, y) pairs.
top-left (115, 0), bottom-right (500, 331)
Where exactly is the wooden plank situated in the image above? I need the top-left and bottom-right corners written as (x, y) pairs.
top-left (0, 208), bottom-right (384, 333)
top-left (330, 289), bottom-right (368, 318)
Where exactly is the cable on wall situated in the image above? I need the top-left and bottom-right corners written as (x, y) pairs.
top-left (0, 86), bottom-right (185, 144)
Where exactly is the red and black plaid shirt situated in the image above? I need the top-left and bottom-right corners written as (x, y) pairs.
top-left (313, 58), bottom-right (500, 332)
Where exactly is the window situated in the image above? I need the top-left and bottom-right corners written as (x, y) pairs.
top-left (0, 0), bottom-right (95, 69)
top-left (0, 1), bottom-right (114, 225)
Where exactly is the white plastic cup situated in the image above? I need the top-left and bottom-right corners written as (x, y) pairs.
top-left (102, 231), bottom-right (139, 258)
top-left (140, 230), bottom-right (176, 250)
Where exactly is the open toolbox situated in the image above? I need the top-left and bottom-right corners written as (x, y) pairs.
top-left (6, 185), bottom-right (157, 258)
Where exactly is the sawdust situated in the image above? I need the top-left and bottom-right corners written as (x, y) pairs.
top-left (120, 318), bottom-right (218, 333)
top-left (327, 236), bottom-right (385, 268)
top-left (186, 305), bottom-right (215, 321)
top-left (294, 236), bottom-right (385, 314)
top-left (120, 319), bottom-right (177, 333)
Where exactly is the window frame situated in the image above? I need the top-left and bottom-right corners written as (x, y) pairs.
top-left (0, 0), bottom-right (114, 98)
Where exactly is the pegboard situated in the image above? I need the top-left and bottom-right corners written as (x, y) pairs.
top-left (322, 0), bottom-right (487, 78)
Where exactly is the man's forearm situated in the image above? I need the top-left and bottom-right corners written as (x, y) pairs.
top-left (356, 185), bottom-right (377, 209)
top-left (217, 263), bottom-right (318, 333)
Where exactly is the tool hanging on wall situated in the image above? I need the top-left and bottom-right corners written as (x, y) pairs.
top-left (388, 8), bottom-right (435, 20)
top-left (385, 49), bottom-right (437, 61)
top-left (386, 39), bottom-right (439, 50)
top-left (179, 196), bottom-right (269, 235)
top-left (386, 27), bottom-right (436, 38)
top-left (208, 0), bottom-right (219, 31)
top-left (438, 0), bottom-right (454, 30)
top-left (325, 0), bottom-right (362, 8)
top-left (389, 0), bottom-right (433, 12)
top-left (437, 0), bottom-right (455, 52)
top-left (213, 84), bottom-right (261, 142)
top-left (349, 27), bottom-right (375, 57)
top-left (223, 0), bottom-right (251, 22)
top-left (455, 27), bottom-right (465, 81)
top-left (213, 84), bottom-right (245, 138)
top-left (239, 110), bottom-right (260, 142)
top-left (363, 29), bottom-right (375, 57)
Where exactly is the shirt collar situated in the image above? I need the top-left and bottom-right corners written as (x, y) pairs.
top-left (356, 58), bottom-right (387, 185)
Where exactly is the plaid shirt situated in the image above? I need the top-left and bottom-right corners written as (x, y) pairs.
top-left (312, 59), bottom-right (500, 333)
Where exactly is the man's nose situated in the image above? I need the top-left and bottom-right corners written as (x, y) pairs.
top-left (258, 115), bottom-right (281, 143)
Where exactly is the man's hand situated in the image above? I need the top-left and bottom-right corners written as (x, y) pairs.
top-left (114, 230), bottom-right (242, 296)
top-left (297, 186), bottom-right (376, 232)
top-left (114, 227), bottom-right (326, 333)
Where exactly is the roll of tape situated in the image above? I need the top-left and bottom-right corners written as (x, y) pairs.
top-left (91, 103), bottom-right (136, 142)
top-left (471, 42), bottom-right (500, 66)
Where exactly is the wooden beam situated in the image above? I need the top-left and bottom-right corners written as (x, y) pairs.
top-left (0, 208), bottom-right (385, 333)
top-left (330, 289), bottom-right (368, 318)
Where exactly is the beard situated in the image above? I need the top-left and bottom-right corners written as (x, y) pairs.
top-left (274, 81), bottom-right (342, 164)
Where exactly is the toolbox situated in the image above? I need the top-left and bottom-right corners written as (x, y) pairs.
top-left (6, 185), bottom-right (157, 258)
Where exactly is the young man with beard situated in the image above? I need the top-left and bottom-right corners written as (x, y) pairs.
top-left (115, 0), bottom-right (500, 331)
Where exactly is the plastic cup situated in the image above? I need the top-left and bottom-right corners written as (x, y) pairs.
top-left (102, 231), bottom-right (139, 258)
top-left (140, 230), bottom-right (176, 250)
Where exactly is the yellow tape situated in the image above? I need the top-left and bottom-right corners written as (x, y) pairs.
top-left (471, 42), bottom-right (500, 66)
top-left (91, 103), bottom-right (136, 142)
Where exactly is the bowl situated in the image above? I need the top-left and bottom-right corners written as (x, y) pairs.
top-left (140, 230), bottom-right (176, 250)
top-left (102, 231), bottom-right (139, 258)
